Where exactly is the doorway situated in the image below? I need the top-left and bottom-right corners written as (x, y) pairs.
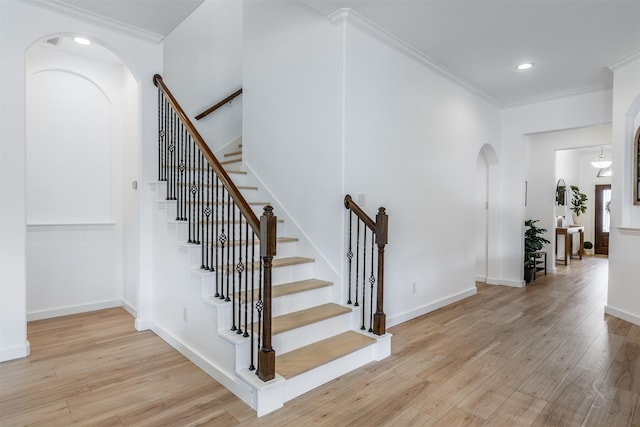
top-left (594, 184), bottom-right (611, 255)
top-left (25, 36), bottom-right (139, 320)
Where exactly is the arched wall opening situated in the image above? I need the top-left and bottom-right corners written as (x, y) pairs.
top-left (475, 143), bottom-right (499, 284)
top-left (25, 35), bottom-right (140, 320)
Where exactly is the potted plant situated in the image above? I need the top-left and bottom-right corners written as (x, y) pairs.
top-left (584, 241), bottom-right (594, 256)
top-left (524, 219), bottom-right (551, 283)
top-left (570, 185), bottom-right (588, 225)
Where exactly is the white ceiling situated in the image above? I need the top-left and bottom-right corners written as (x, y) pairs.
top-left (45, 0), bottom-right (640, 107)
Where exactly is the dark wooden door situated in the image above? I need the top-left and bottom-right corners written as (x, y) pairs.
top-left (594, 184), bottom-right (611, 255)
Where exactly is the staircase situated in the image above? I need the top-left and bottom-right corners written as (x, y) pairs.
top-left (151, 76), bottom-right (391, 416)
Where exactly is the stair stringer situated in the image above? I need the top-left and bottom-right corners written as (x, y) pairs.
top-left (242, 161), bottom-right (342, 301)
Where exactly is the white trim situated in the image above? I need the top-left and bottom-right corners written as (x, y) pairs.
top-left (27, 299), bottom-right (122, 321)
top-left (150, 322), bottom-right (255, 409)
top-left (474, 274), bottom-right (487, 283)
top-left (502, 83), bottom-right (612, 109)
top-left (608, 49), bottom-right (640, 71)
top-left (618, 227), bottom-right (640, 236)
top-left (500, 278), bottom-right (526, 288)
top-left (0, 341), bottom-right (30, 362)
top-left (387, 287), bottom-right (477, 327)
top-left (605, 305), bottom-right (640, 327)
top-left (327, 8), bottom-right (500, 107)
top-left (20, 0), bottom-right (164, 43)
top-left (121, 299), bottom-right (137, 318)
top-left (26, 222), bottom-right (116, 231)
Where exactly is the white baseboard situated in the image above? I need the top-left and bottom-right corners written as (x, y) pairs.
top-left (150, 322), bottom-right (254, 410)
top-left (474, 274), bottom-right (487, 282)
top-left (605, 305), bottom-right (640, 326)
top-left (121, 299), bottom-right (137, 318)
top-left (0, 341), bottom-right (30, 362)
top-left (387, 287), bottom-right (477, 328)
top-left (498, 278), bottom-right (526, 288)
top-left (27, 299), bottom-right (122, 321)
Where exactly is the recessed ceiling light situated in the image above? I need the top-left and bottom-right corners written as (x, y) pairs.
top-left (517, 62), bottom-right (534, 70)
top-left (73, 36), bottom-right (91, 46)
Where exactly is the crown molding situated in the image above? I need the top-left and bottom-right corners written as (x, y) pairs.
top-left (502, 82), bottom-right (613, 109)
top-left (20, 0), bottom-right (164, 43)
top-left (328, 8), bottom-right (501, 107)
top-left (608, 49), bottom-right (640, 71)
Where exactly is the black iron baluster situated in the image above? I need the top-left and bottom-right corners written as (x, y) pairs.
top-left (231, 199), bottom-right (237, 332)
top-left (369, 233), bottom-right (376, 333)
top-left (235, 205), bottom-right (243, 335)
top-left (167, 107), bottom-right (175, 201)
top-left (249, 230), bottom-right (256, 371)
top-left (347, 211), bottom-right (353, 305)
top-left (225, 191), bottom-right (231, 303)
top-left (243, 222), bottom-right (250, 338)
top-left (157, 88), bottom-right (162, 181)
top-left (354, 219), bottom-right (360, 307)
top-left (361, 227), bottom-right (367, 330)
top-left (255, 258), bottom-right (263, 376)
top-left (215, 177), bottom-right (220, 297)
top-left (218, 185), bottom-right (227, 301)
top-left (201, 162), bottom-right (210, 269)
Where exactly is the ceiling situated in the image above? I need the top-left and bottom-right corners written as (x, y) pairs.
top-left (43, 0), bottom-right (640, 107)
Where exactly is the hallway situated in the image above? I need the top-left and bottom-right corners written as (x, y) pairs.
top-left (1, 256), bottom-right (638, 426)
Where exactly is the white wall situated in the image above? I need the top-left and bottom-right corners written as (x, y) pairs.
top-left (607, 56), bottom-right (640, 326)
top-left (243, 0), bottom-right (344, 273)
top-left (162, 0), bottom-right (242, 150)
top-left (524, 125), bottom-right (612, 267)
top-left (0, 0), bottom-right (161, 361)
top-left (501, 89), bottom-right (613, 285)
top-left (342, 19), bottom-right (501, 324)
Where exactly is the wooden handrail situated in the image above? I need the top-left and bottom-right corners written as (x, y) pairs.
top-left (344, 195), bottom-right (375, 230)
top-left (154, 75), bottom-right (259, 234)
top-left (195, 88), bottom-right (243, 121)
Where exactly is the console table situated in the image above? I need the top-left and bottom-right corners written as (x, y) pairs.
top-left (555, 226), bottom-right (584, 265)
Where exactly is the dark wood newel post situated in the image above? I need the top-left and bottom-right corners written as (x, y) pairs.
top-left (258, 205), bottom-right (277, 381)
top-left (373, 207), bottom-right (388, 335)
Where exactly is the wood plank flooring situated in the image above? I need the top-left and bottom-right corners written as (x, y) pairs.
top-left (2, 256), bottom-right (639, 426)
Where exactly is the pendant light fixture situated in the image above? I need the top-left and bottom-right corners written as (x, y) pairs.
top-left (591, 146), bottom-right (611, 169)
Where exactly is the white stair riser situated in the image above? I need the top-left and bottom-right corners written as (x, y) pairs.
top-left (282, 340), bottom-right (378, 402)
top-left (273, 312), bottom-right (352, 355)
top-left (204, 285), bottom-right (333, 325)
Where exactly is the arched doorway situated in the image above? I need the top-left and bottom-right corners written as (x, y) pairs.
top-left (25, 35), bottom-right (139, 320)
top-left (475, 143), bottom-right (499, 283)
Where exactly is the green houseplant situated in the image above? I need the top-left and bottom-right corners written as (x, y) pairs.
top-left (524, 219), bottom-right (550, 283)
top-left (570, 185), bottom-right (588, 224)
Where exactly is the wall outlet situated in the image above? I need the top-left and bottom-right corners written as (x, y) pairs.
top-left (357, 192), bottom-right (366, 206)
top-left (183, 306), bottom-right (188, 322)
top-left (412, 282), bottom-right (416, 294)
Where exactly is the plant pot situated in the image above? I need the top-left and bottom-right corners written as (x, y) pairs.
top-left (572, 212), bottom-right (582, 226)
top-left (584, 248), bottom-right (594, 256)
top-left (524, 266), bottom-right (535, 283)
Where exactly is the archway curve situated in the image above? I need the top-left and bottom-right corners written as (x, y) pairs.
top-left (475, 142), bottom-right (501, 285)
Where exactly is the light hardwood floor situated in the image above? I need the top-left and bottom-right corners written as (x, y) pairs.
top-left (2, 256), bottom-right (639, 426)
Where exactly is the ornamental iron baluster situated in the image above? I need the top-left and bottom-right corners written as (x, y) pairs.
top-left (347, 211), bottom-right (353, 305)
top-left (369, 235), bottom-right (376, 333)
top-left (361, 227), bottom-right (367, 330)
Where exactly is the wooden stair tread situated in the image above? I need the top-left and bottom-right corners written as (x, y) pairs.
top-left (224, 150), bottom-right (242, 157)
top-left (235, 278), bottom-right (331, 301)
top-left (203, 236), bottom-right (297, 248)
top-left (200, 218), bottom-right (284, 224)
top-left (265, 303), bottom-right (351, 336)
top-left (178, 183), bottom-right (257, 191)
top-left (221, 158), bottom-right (241, 165)
top-left (276, 331), bottom-right (375, 379)
top-left (222, 256), bottom-right (314, 273)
